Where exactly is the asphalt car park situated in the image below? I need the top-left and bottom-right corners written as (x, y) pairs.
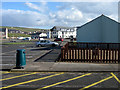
top-left (1, 39), bottom-right (67, 70)
top-left (1, 43), bottom-right (55, 70)
top-left (1, 39), bottom-right (120, 90)
top-left (1, 71), bottom-right (120, 90)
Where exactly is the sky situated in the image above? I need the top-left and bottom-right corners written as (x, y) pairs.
top-left (1, 1), bottom-right (119, 29)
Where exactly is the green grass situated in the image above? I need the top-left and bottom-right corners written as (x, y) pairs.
top-left (0, 26), bottom-right (49, 32)
top-left (8, 33), bottom-right (31, 37)
top-left (3, 42), bottom-right (33, 45)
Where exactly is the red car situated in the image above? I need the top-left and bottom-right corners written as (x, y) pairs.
top-left (54, 38), bottom-right (63, 41)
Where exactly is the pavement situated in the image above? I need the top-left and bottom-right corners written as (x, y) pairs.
top-left (11, 44), bottom-right (120, 72)
top-left (2, 41), bottom-right (120, 72)
top-left (11, 62), bottom-right (120, 72)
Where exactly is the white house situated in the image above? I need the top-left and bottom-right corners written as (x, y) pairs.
top-left (47, 30), bottom-right (51, 38)
top-left (0, 28), bottom-right (8, 39)
top-left (39, 33), bottom-right (47, 38)
top-left (77, 15), bottom-right (120, 43)
top-left (50, 26), bottom-right (77, 38)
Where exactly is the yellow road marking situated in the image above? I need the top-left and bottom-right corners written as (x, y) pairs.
top-left (0, 71), bottom-right (11, 74)
top-left (0, 72), bottom-right (37, 81)
top-left (37, 73), bottom-right (92, 90)
top-left (111, 73), bottom-right (120, 83)
top-left (79, 76), bottom-right (113, 90)
top-left (0, 72), bottom-right (64, 89)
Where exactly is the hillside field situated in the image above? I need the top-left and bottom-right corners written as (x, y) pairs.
top-left (0, 26), bottom-right (49, 32)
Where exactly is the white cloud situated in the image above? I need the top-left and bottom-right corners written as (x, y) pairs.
top-left (2, 0), bottom-right (119, 2)
top-left (56, 2), bottom-right (118, 24)
top-left (49, 8), bottom-right (83, 25)
top-left (57, 2), bottom-right (118, 16)
top-left (2, 2), bottom-right (118, 28)
top-left (25, 2), bottom-right (48, 12)
top-left (40, 0), bottom-right (47, 5)
top-left (2, 9), bottom-right (49, 27)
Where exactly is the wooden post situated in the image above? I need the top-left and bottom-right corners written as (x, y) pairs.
top-left (61, 47), bottom-right (63, 61)
top-left (118, 49), bottom-right (120, 63)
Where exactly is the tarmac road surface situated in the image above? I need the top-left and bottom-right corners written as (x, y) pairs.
top-left (1, 71), bottom-right (120, 90)
top-left (1, 44), bottom-right (52, 70)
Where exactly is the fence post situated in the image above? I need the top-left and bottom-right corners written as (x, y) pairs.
top-left (61, 47), bottom-right (64, 61)
top-left (60, 42), bottom-right (120, 63)
top-left (118, 49), bottom-right (120, 63)
top-left (107, 43), bottom-right (109, 49)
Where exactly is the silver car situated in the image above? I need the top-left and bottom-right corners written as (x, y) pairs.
top-left (36, 40), bottom-right (59, 47)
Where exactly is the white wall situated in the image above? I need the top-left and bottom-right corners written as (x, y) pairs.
top-left (58, 31), bottom-right (62, 38)
top-left (5, 28), bottom-right (8, 39)
top-left (47, 31), bottom-right (51, 38)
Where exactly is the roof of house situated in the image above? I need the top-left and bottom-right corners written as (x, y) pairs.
top-left (77, 14), bottom-right (120, 29)
top-left (51, 26), bottom-right (76, 30)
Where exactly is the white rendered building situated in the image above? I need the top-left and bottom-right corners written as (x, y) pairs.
top-left (50, 26), bottom-right (77, 38)
top-left (39, 33), bottom-right (47, 38)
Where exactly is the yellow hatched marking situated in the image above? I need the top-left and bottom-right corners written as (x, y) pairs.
top-left (0, 71), bottom-right (11, 74)
top-left (111, 73), bottom-right (120, 83)
top-left (0, 72), bottom-right (64, 89)
top-left (0, 72), bottom-right (37, 81)
top-left (79, 76), bottom-right (113, 90)
top-left (37, 73), bottom-right (92, 90)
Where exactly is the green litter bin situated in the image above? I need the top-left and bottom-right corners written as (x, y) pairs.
top-left (16, 49), bottom-right (26, 69)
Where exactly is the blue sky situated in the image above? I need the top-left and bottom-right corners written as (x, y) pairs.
top-left (1, 1), bottom-right (118, 29)
top-left (2, 2), bottom-right (62, 12)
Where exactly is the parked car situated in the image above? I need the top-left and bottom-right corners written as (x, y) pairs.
top-left (39, 38), bottom-right (44, 41)
top-left (36, 40), bottom-right (59, 47)
top-left (22, 37), bottom-right (31, 41)
top-left (25, 37), bottom-right (31, 41)
top-left (17, 37), bottom-right (24, 40)
top-left (54, 38), bottom-right (63, 42)
top-left (10, 40), bottom-right (16, 42)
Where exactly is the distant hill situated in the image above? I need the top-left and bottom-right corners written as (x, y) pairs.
top-left (0, 26), bottom-right (49, 33)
